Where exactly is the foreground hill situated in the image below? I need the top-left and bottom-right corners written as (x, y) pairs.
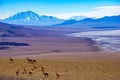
top-left (0, 22), bottom-right (42, 37)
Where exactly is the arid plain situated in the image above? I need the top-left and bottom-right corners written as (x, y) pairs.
top-left (0, 38), bottom-right (120, 80)
top-left (0, 28), bottom-right (120, 80)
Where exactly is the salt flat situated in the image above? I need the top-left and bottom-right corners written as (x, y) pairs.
top-left (67, 29), bottom-right (120, 52)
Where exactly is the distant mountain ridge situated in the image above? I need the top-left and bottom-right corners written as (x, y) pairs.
top-left (2, 11), bottom-right (64, 26)
top-left (55, 19), bottom-right (78, 26)
top-left (55, 15), bottom-right (120, 28)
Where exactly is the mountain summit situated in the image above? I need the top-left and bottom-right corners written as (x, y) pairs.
top-left (2, 11), bottom-right (64, 26)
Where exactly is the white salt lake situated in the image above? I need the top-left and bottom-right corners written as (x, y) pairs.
top-left (66, 30), bottom-right (120, 52)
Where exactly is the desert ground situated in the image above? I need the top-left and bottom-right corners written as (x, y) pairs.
top-left (0, 27), bottom-right (120, 80)
top-left (0, 52), bottom-right (120, 80)
top-left (0, 36), bottom-right (100, 57)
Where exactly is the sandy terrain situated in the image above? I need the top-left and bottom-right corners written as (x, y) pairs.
top-left (0, 53), bottom-right (120, 80)
top-left (0, 36), bottom-right (100, 57)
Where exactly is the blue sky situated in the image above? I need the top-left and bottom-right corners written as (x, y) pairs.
top-left (0, 0), bottom-right (120, 19)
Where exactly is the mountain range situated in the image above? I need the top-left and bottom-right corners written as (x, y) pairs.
top-left (1, 10), bottom-right (120, 28)
top-left (2, 11), bottom-right (64, 26)
top-left (0, 14), bottom-right (120, 37)
top-left (55, 15), bottom-right (120, 28)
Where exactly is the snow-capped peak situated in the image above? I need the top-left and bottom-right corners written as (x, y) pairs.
top-left (26, 17), bottom-right (30, 20)
top-left (70, 16), bottom-right (87, 21)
